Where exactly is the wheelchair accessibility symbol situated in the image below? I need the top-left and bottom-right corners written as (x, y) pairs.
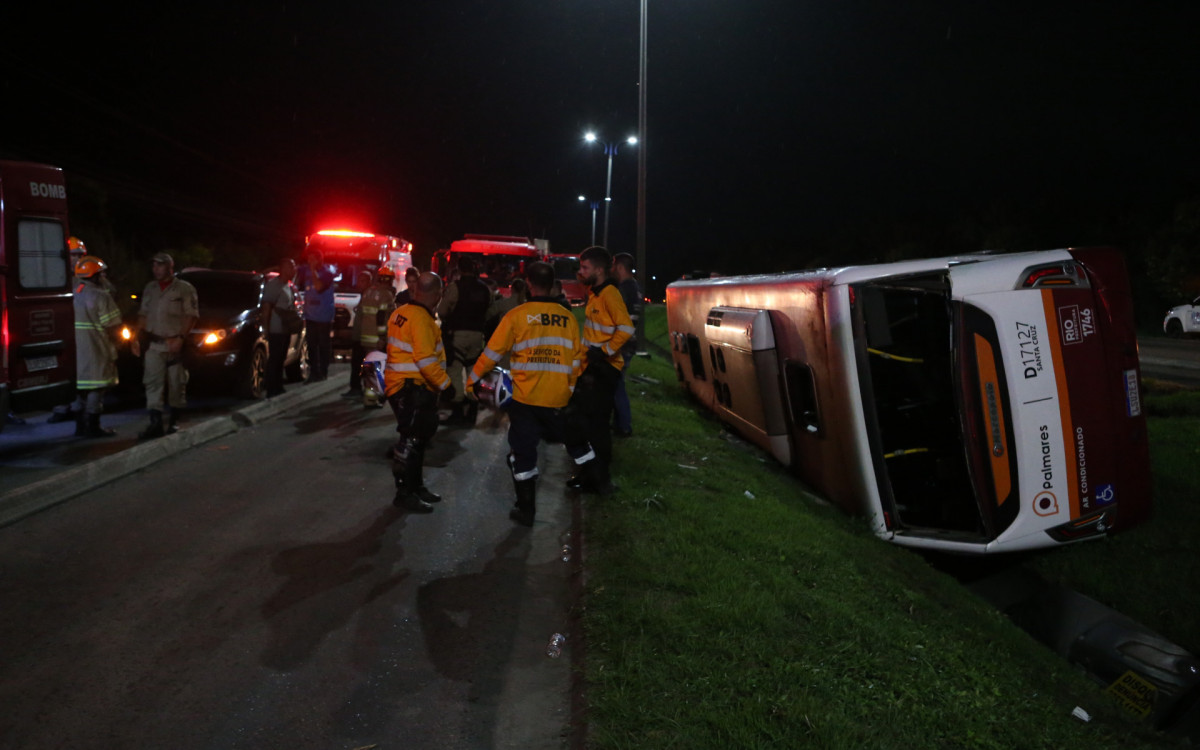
top-left (1095, 484), bottom-right (1115, 506)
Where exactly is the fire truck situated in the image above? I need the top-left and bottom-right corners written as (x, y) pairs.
top-left (549, 253), bottom-right (588, 306)
top-left (432, 235), bottom-right (547, 297)
top-left (298, 229), bottom-right (414, 348)
top-left (0, 161), bottom-right (75, 430)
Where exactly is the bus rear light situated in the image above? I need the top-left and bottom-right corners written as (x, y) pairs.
top-left (1017, 261), bottom-right (1087, 289)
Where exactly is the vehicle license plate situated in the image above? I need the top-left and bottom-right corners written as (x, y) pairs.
top-left (25, 355), bottom-right (57, 373)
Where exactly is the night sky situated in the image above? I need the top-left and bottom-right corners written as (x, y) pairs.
top-left (3, 2), bottom-right (1199, 285)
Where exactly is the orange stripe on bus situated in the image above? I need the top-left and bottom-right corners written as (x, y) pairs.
top-left (974, 334), bottom-right (1011, 505)
top-left (1041, 290), bottom-right (1080, 519)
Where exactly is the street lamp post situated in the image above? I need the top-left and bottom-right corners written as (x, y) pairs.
top-left (636, 0), bottom-right (648, 346)
top-left (577, 195), bottom-right (599, 246)
top-left (584, 132), bottom-right (637, 249)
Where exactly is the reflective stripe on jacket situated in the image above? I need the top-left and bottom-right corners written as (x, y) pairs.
top-left (582, 280), bottom-right (634, 372)
top-left (384, 302), bottom-right (449, 396)
top-left (74, 281), bottom-right (121, 389)
top-left (468, 298), bottom-right (582, 408)
top-left (359, 286), bottom-right (394, 347)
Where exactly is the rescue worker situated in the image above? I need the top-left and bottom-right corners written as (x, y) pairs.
top-left (261, 258), bottom-right (299, 398)
top-left (437, 257), bottom-right (491, 425)
top-left (385, 271), bottom-right (450, 513)
top-left (345, 267), bottom-right (396, 400)
top-left (49, 238), bottom-right (120, 425)
top-left (131, 252), bottom-right (198, 439)
top-left (300, 248), bottom-right (335, 381)
top-left (395, 266), bottom-right (420, 307)
top-left (611, 252), bottom-right (644, 437)
top-left (72, 255), bottom-right (123, 438)
top-left (567, 245), bottom-right (634, 493)
top-left (467, 262), bottom-right (599, 526)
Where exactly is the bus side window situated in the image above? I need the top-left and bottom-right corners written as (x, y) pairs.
top-left (783, 361), bottom-right (820, 435)
top-left (686, 334), bottom-right (706, 381)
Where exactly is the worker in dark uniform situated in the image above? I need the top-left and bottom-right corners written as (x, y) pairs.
top-left (437, 257), bottom-right (491, 425)
top-left (568, 246), bottom-right (633, 493)
top-left (385, 271), bottom-right (450, 513)
top-left (611, 252), bottom-right (644, 437)
top-left (468, 262), bottom-right (598, 526)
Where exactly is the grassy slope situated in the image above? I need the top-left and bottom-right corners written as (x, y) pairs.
top-left (581, 305), bottom-right (1177, 749)
top-left (1027, 381), bottom-right (1200, 655)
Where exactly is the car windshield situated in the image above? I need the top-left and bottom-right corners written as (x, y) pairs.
top-left (329, 262), bottom-right (379, 294)
top-left (854, 274), bottom-right (979, 534)
top-left (182, 275), bottom-right (261, 320)
top-left (552, 257), bottom-right (578, 280)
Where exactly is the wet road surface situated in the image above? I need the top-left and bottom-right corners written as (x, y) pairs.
top-left (0, 392), bottom-right (580, 749)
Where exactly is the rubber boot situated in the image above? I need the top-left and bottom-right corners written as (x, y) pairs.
top-left (83, 413), bottom-right (116, 439)
top-left (74, 411), bottom-right (88, 437)
top-left (565, 459), bottom-right (615, 495)
top-left (138, 410), bottom-right (165, 440)
top-left (391, 443), bottom-right (433, 513)
top-left (166, 409), bottom-right (180, 435)
top-left (509, 478), bottom-right (537, 527)
top-left (412, 447), bottom-right (441, 503)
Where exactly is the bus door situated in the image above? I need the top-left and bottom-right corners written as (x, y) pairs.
top-left (0, 161), bottom-right (75, 422)
top-left (703, 306), bottom-right (791, 465)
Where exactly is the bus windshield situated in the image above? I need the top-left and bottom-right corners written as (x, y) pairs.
top-left (854, 275), bottom-right (981, 535)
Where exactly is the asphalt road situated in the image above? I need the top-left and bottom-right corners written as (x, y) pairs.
top-left (1139, 335), bottom-right (1200, 388)
top-left (0, 391), bottom-right (581, 749)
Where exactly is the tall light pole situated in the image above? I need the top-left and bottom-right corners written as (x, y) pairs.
top-left (584, 132), bottom-right (637, 249)
top-left (636, 0), bottom-right (648, 345)
top-left (578, 195), bottom-right (599, 246)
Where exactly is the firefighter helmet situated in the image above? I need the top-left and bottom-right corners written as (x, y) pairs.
top-left (377, 266), bottom-right (396, 282)
top-left (75, 255), bottom-right (108, 279)
top-left (68, 236), bottom-right (87, 255)
top-left (473, 368), bottom-right (513, 410)
top-left (360, 351), bottom-right (388, 407)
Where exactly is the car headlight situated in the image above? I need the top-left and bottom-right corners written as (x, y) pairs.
top-left (200, 320), bottom-right (249, 347)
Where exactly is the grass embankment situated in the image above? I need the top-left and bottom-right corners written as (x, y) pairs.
top-left (581, 305), bottom-right (1182, 749)
top-left (1028, 379), bottom-right (1200, 656)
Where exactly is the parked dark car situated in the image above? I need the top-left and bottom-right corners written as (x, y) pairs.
top-left (176, 269), bottom-right (308, 398)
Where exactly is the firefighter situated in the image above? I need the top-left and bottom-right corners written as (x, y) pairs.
top-left (72, 256), bottom-right (123, 438)
top-left (345, 267), bottom-right (396, 400)
top-left (437, 257), bottom-right (491, 425)
top-left (385, 271), bottom-right (450, 513)
top-left (468, 261), bottom-right (598, 526)
top-left (568, 245), bottom-right (634, 493)
top-left (131, 252), bottom-right (198, 439)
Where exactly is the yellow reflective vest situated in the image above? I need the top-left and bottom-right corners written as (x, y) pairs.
top-left (384, 302), bottom-right (449, 396)
top-left (469, 298), bottom-right (582, 408)
top-left (582, 280), bottom-right (634, 372)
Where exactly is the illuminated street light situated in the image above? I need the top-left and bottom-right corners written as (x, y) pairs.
top-left (578, 195), bottom-right (599, 246)
top-left (584, 132), bottom-right (637, 249)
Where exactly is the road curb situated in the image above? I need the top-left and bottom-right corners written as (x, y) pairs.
top-left (0, 378), bottom-right (343, 528)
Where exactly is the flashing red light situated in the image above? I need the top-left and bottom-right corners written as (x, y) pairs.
top-left (1, 302), bottom-right (8, 370)
top-left (315, 229), bottom-right (375, 238)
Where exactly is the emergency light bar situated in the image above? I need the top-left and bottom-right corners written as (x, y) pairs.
top-left (315, 229), bottom-right (375, 238)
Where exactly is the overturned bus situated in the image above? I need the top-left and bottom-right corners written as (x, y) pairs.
top-left (665, 248), bottom-right (1151, 554)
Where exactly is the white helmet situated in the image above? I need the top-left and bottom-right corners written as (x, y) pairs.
top-left (473, 368), bottom-right (514, 410)
top-left (360, 350), bottom-right (388, 407)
